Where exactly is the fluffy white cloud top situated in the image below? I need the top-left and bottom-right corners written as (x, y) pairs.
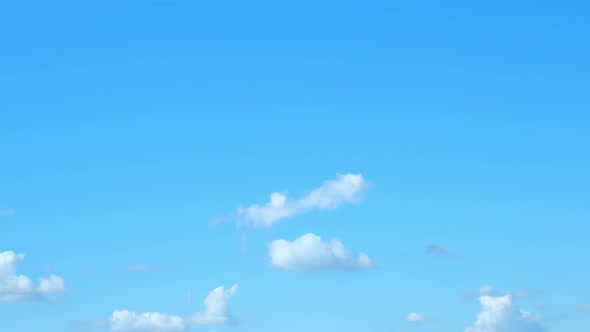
top-left (268, 233), bottom-right (375, 271)
top-left (465, 294), bottom-right (546, 332)
top-left (188, 284), bottom-right (239, 325)
top-left (0, 250), bottom-right (66, 302)
top-left (461, 285), bottom-right (537, 301)
top-left (236, 173), bottom-right (368, 227)
top-left (107, 284), bottom-right (239, 332)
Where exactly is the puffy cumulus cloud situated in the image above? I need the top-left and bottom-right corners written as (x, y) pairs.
top-left (106, 284), bottom-right (239, 332)
top-left (0, 250), bottom-right (66, 302)
top-left (268, 233), bottom-right (375, 271)
top-left (188, 284), bottom-right (239, 325)
top-left (465, 294), bottom-right (546, 332)
top-left (405, 312), bottom-right (427, 323)
top-left (38, 274), bottom-right (67, 293)
top-left (236, 173), bottom-right (368, 227)
top-left (109, 311), bottom-right (185, 332)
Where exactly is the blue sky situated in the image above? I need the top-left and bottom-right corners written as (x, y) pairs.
top-left (1, 0), bottom-right (589, 331)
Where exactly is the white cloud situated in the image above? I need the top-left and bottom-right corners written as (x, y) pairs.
top-left (189, 284), bottom-right (239, 325)
top-left (465, 294), bottom-right (546, 332)
top-left (38, 274), bottom-right (66, 293)
top-left (109, 310), bottom-right (185, 332)
top-left (0, 250), bottom-right (66, 301)
top-left (405, 312), bottom-right (427, 323)
top-left (267, 233), bottom-right (375, 271)
top-left (106, 284), bottom-right (239, 332)
top-left (236, 173), bottom-right (368, 227)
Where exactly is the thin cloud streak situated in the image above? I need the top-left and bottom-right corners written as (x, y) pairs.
top-left (236, 173), bottom-right (368, 228)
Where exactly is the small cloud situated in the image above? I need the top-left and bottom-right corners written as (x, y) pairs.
top-left (240, 231), bottom-right (247, 254)
top-left (209, 215), bottom-right (227, 227)
top-left (69, 320), bottom-right (107, 330)
top-left (578, 302), bottom-right (590, 312)
top-left (0, 208), bottom-right (15, 217)
top-left (125, 264), bottom-right (178, 272)
top-left (424, 244), bottom-right (452, 257)
top-left (0, 250), bottom-right (66, 302)
top-left (267, 233), bottom-right (375, 271)
top-left (405, 312), bottom-right (427, 323)
top-left (235, 173), bottom-right (368, 228)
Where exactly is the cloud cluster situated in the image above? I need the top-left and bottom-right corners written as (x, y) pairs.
top-left (0, 250), bottom-right (66, 302)
top-left (106, 284), bottom-right (238, 332)
top-left (236, 173), bottom-right (368, 227)
top-left (465, 294), bottom-right (546, 332)
top-left (267, 233), bottom-right (375, 271)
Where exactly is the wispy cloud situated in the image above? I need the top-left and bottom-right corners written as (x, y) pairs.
top-left (240, 231), bottom-right (248, 254)
top-left (0, 208), bottom-right (15, 218)
top-left (405, 312), bottom-right (428, 324)
top-left (512, 289), bottom-right (540, 299)
top-left (578, 302), bottom-right (590, 312)
top-left (69, 320), bottom-right (107, 330)
top-left (0, 250), bottom-right (66, 302)
top-left (235, 173), bottom-right (368, 227)
top-left (424, 244), bottom-right (453, 257)
top-left (125, 264), bottom-right (178, 272)
top-left (267, 233), bottom-right (375, 271)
